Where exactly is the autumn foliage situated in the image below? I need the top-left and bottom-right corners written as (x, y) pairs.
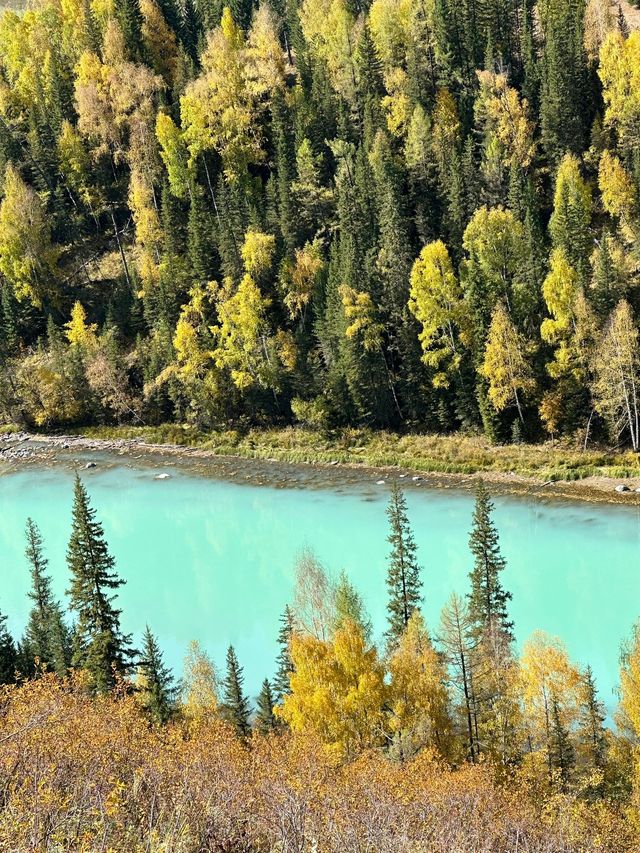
top-left (0, 671), bottom-right (634, 852)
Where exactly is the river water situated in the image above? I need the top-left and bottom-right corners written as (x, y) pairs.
top-left (0, 452), bottom-right (638, 707)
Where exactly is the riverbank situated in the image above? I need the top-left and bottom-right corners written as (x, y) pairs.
top-left (2, 425), bottom-right (640, 504)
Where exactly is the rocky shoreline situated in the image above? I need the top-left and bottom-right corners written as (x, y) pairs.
top-left (2, 430), bottom-right (640, 506)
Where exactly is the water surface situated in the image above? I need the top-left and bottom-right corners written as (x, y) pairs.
top-left (0, 456), bottom-right (638, 707)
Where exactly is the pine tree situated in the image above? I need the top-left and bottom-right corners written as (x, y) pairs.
top-left (221, 645), bottom-right (251, 736)
top-left (0, 607), bottom-right (16, 685)
top-left (273, 605), bottom-right (295, 704)
top-left (255, 677), bottom-right (277, 733)
top-left (66, 475), bottom-right (132, 692)
top-left (385, 481), bottom-right (423, 648)
top-left (24, 518), bottom-right (70, 677)
top-left (137, 625), bottom-right (175, 723)
top-left (467, 481), bottom-right (513, 639)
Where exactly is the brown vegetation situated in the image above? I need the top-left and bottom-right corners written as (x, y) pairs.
top-left (0, 673), bottom-right (636, 852)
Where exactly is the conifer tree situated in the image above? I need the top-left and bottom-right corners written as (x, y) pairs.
top-left (24, 518), bottom-right (70, 677)
top-left (385, 481), bottom-right (423, 648)
top-left (549, 695), bottom-right (576, 786)
top-left (221, 645), bottom-right (251, 736)
top-left (180, 0), bottom-right (202, 63)
top-left (579, 665), bottom-right (607, 770)
top-left (137, 625), bottom-right (175, 724)
top-left (273, 605), bottom-right (295, 704)
top-left (255, 677), bottom-right (278, 733)
top-left (0, 281), bottom-right (18, 357)
top-left (187, 190), bottom-right (217, 287)
top-left (118, 0), bottom-right (144, 59)
top-left (0, 607), bottom-right (16, 685)
top-left (66, 475), bottom-right (132, 692)
top-left (467, 481), bottom-right (513, 639)
top-left (271, 90), bottom-right (297, 253)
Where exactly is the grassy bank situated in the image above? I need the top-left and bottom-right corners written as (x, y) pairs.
top-left (64, 424), bottom-right (640, 483)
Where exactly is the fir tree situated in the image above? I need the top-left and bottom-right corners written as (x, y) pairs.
top-left (221, 645), bottom-right (251, 736)
top-left (273, 605), bottom-right (295, 704)
top-left (467, 481), bottom-right (513, 639)
top-left (66, 475), bottom-right (132, 692)
top-left (255, 677), bottom-right (277, 734)
top-left (137, 625), bottom-right (175, 724)
top-left (24, 518), bottom-right (70, 677)
top-left (385, 481), bottom-right (423, 648)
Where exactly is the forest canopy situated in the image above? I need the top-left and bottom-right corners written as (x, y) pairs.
top-left (0, 0), bottom-right (639, 448)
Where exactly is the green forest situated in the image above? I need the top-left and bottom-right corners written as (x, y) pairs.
top-left (1, 0), bottom-right (640, 451)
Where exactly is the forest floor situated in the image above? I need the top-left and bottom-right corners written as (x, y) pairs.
top-left (3, 424), bottom-right (640, 505)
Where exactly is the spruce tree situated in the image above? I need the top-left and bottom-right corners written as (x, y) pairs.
top-left (117, 0), bottom-right (144, 60)
top-left (66, 475), bottom-right (132, 692)
top-left (271, 90), bottom-right (297, 254)
top-left (273, 605), bottom-right (295, 704)
top-left (180, 0), bottom-right (203, 64)
top-left (0, 607), bottom-right (16, 685)
top-left (385, 481), bottom-right (423, 648)
top-left (187, 190), bottom-right (217, 286)
top-left (254, 678), bottom-right (277, 734)
top-left (221, 645), bottom-right (251, 736)
top-left (0, 282), bottom-right (18, 357)
top-left (467, 481), bottom-right (513, 639)
top-left (137, 625), bottom-right (175, 724)
top-left (549, 695), bottom-right (576, 787)
top-left (24, 518), bottom-right (70, 677)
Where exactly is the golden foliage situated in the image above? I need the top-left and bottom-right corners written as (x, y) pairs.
top-left (0, 673), bottom-right (634, 851)
top-left (277, 619), bottom-right (388, 759)
top-left (65, 301), bottom-right (98, 348)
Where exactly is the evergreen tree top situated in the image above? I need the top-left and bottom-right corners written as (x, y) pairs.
top-left (467, 481), bottom-right (513, 639)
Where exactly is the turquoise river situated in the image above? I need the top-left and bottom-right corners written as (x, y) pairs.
top-left (0, 452), bottom-right (639, 708)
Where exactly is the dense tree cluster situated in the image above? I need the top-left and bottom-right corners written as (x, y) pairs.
top-left (4, 474), bottom-right (640, 840)
top-left (1, 0), bottom-right (640, 448)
